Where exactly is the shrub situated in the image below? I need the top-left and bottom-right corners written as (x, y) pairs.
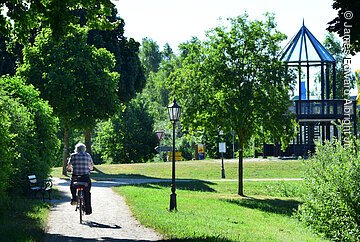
top-left (0, 76), bottom-right (60, 193)
top-left (298, 139), bottom-right (360, 241)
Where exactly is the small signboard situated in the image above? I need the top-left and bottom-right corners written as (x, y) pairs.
top-left (155, 146), bottom-right (172, 152)
top-left (197, 144), bottom-right (206, 160)
top-left (219, 142), bottom-right (226, 153)
top-left (155, 131), bottom-right (164, 141)
top-left (167, 151), bottom-right (183, 161)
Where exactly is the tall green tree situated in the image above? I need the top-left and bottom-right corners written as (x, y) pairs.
top-left (18, 27), bottom-right (119, 174)
top-left (0, 0), bottom-right (117, 43)
top-left (94, 101), bottom-right (158, 163)
top-left (140, 38), bottom-right (162, 77)
top-left (86, 6), bottom-right (146, 103)
top-left (169, 14), bottom-right (295, 196)
top-left (327, 0), bottom-right (360, 53)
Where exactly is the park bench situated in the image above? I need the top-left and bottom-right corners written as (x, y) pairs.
top-left (28, 174), bottom-right (53, 201)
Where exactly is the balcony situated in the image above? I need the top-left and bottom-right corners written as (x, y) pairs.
top-left (293, 100), bottom-right (353, 121)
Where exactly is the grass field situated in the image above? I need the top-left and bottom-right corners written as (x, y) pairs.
top-left (50, 158), bottom-right (325, 241)
top-left (114, 180), bottom-right (325, 241)
top-left (52, 158), bottom-right (306, 180)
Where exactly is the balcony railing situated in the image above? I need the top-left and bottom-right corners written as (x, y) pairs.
top-left (293, 99), bottom-right (354, 120)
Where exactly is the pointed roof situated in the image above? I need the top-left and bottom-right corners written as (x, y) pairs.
top-left (280, 21), bottom-right (335, 65)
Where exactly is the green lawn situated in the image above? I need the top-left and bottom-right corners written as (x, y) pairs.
top-left (52, 158), bottom-right (306, 180)
top-left (114, 181), bottom-right (325, 241)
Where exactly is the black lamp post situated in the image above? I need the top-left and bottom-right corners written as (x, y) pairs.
top-left (168, 98), bottom-right (181, 211)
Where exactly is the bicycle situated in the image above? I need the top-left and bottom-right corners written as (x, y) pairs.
top-left (73, 180), bottom-right (88, 224)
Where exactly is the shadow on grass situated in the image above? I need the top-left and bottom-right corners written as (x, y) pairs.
top-left (224, 197), bottom-right (301, 217)
top-left (0, 195), bottom-right (50, 241)
top-left (90, 170), bottom-right (218, 193)
top-left (121, 179), bottom-right (217, 193)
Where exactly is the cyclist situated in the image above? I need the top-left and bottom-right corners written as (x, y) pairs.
top-left (67, 142), bottom-right (94, 215)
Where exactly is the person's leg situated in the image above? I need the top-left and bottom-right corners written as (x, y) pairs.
top-left (84, 178), bottom-right (92, 214)
top-left (70, 179), bottom-right (77, 204)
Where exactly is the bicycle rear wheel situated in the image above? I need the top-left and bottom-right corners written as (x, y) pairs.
top-left (79, 198), bottom-right (83, 223)
top-left (78, 191), bottom-right (84, 224)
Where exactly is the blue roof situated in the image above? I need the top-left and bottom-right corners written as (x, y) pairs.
top-left (281, 22), bottom-right (336, 64)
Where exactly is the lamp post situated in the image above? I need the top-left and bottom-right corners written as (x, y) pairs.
top-left (167, 98), bottom-right (181, 211)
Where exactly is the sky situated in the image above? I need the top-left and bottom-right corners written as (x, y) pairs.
top-left (112, 0), bottom-right (359, 72)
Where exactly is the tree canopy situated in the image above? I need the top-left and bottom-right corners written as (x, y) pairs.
top-left (0, 0), bottom-right (117, 42)
top-left (327, 0), bottom-right (360, 53)
top-left (168, 14), bottom-right (295, 195)
top-left (18, 27), bottom-right (119, 129)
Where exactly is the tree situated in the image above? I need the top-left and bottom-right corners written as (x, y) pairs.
top-left (327, 0), bottom-right (360, 53)
top-left (0, 0), bottom-right (117, 43)
top-left (323, 32), bottom-right (356, 99)
top-left (86, 6), bottom-right (146, 103)
top-left (168, 14), bottom-right (294, 196)
top-left (18, 27), bottom-right (119, 174)
top-left (140, 38), bottom-right (162, 77)
top-left (94, 101), bottom-right (158, 163)
top-left (0, 32), bottom-right (22, 76)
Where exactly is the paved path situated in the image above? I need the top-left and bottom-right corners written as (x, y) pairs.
top-left (45, 178), bottom-right (163, 242)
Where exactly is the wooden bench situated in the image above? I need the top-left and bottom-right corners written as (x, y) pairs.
top-left (28, 175), bottom-right (53, 201)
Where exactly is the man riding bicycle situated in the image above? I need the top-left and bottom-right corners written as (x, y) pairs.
top-left (67, 142), bottom-right (94, 215)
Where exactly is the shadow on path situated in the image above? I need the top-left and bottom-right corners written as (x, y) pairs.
top-left (84, 221), bottom-right (122, 229)
top-left (45, 234), bottom-right (161, 242)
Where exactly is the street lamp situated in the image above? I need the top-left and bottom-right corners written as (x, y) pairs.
top-left (167, 98), bottom-right (181, 211)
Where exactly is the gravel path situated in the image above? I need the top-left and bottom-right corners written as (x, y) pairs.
top-left (45, 178), bottom-right (163, 241)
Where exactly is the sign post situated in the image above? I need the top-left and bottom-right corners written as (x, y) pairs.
top-left (219, 142), bottom-right (226, 179)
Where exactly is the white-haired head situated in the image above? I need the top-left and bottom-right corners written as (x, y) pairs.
top-left (75, 142), bottom-right (86, 153)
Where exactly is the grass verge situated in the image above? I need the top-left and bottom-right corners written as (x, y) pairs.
top-left (0, 194), bottom-right (50, 241)
top-left (114, 180), bottom-right (326, 241)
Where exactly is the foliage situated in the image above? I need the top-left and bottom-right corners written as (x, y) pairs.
top-left (18, 27), bottom-right (119, 130)
top-left (0, 32), bottom-right (22, 76)
top-left (139, 37), bottom-right (163, 77)
top-left (169, 14), bottom-right (295, 147)
top-left (168, 13), bottom-right (296, 195)
top-left (298, 139), bottom-right (360, 241)
top-left (86, 6), bottom-right (146, 103)
top-left (323, 32), bottom-right (355, 99)
top-left (94, 101), bottom-right (158, 163)
top-left (327, 0), bottom-right (360, 53)
top-left (0, 0), bottom-right (117, 43)
top-left (0, 76), bottom-right (60, 193)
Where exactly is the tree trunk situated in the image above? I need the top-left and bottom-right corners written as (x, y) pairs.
top-left (84, 128), bottom-right (92, 156)
top-left (62, 125), bottom-right (70, 176)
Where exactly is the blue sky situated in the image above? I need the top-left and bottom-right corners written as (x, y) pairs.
top-left (113, 0), bottom-right (359, 72)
